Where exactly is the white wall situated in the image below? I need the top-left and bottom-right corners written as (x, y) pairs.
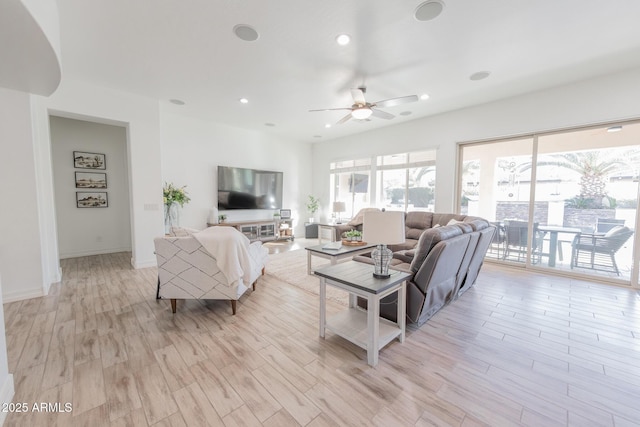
top-left (50, 116), bottom-right (132, 258)
top-left (311, 68), bottom-right (640, 220)
top-left (0, 88), bottom-right (47, 301)
top-left (160, 111), bottom-right (313, 236)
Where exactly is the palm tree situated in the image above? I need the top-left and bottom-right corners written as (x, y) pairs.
top-left (522, 149), bottom-right (631, 199)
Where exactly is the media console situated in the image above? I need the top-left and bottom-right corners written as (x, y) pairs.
top-left (206, 219), bottom-right (294, 242)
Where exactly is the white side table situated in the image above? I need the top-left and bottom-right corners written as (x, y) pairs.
top-left (317, 224), bottom-right (337, 243)
top-left (314, 261), bottom-right (410, 367)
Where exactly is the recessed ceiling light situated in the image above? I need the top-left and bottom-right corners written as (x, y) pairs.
top-left (325, 123), bottom-right (332, 128)
top-left (233, 24), bottom-right (259, 42)
top-left (265, 123), bottom-right (275, 127)
top-left (420, 93), bottom-right (430, 100)
top-left (607, 126), bottom-right (623, 132)
top-left (169, 99), bottom-right (185, 105)
top-left (336, 34), bottom-right (351, 46)
top-left (239, 98), bottom-right (249, 104)
top-left (469, 71), bottom-right (491, 81)
top-left (399, 111), bottom-right (412, 116)
top-left (414, 0), bottom-right (445, 22)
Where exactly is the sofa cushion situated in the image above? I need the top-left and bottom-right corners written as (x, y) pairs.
top-left (409, 225), bottom-right (463, 272)
top-left (405, 212), bottom-right (432, 240)
top-left (464, 218), bottom-right (489, 231)
top-left (392, 249), bottom-right (415, 264)
top-left (432, 213), bottom-right (467, 227)
top-left (452, 222), bottom-right (474, 233)
top-left (604, 225), bottom-right (627, 237)
top-left (387, 238), bottom-right (419, 252)
top-left (348, 207), bottom-right (380, 226)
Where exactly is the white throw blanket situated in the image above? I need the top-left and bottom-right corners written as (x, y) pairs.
top-left (193, 226), bottom-right (252, 286)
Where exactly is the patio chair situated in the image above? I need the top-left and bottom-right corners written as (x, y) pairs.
top-left (503, 220), bottom-right (546, 263)
top-left (570, 226), bottom-right (633, 276)
top-left (488, 221), bottom-right (505, 259)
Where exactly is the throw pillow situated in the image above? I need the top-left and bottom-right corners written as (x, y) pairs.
top-left (447, 218), bottom-right (464, 226)
top-left (348, 207), bottom-right (380, 226)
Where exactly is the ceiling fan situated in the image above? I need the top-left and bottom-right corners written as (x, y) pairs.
top-left (309, 87), bottom-right (419, 124)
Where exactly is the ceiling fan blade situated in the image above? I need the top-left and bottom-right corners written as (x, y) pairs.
top-left (371, 108), bottom-right (394, 120)
top-left (374, 95), bottom-right (419, 108)
top-left (336, 113), bottom-right (352, 125)
top-left (351, 88), bottom-right (366, 105)
top-left (308, 107), bottom-right (352, 112)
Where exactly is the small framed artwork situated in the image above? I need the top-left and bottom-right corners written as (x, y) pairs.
top-left (73, 151), bottom-right (106, 169)
top-left (76, 192), bottom-right (108, 208)
top-left (280, 209), bottom-right (292, 219)
top-left (75, 172), bottom-right (107, 189)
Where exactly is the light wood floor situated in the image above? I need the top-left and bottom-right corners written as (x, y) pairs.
top-left (3, 250), bottom-right (640, 426)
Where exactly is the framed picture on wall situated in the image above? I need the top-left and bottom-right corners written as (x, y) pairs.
top-left (75, 172), bottom-right (107, 189)
top-left (73, 151), bottom-right (106, 169)
top-left (76, 192), bottom-right (108, 208)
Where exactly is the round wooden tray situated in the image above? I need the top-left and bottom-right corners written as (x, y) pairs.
top-left (341, 239), bottom-right (368, 246)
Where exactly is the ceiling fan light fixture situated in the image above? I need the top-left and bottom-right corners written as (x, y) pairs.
top-left (351, 107), bottom-right (373, 120)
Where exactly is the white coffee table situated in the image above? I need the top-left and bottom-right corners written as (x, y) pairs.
top-left (314, 261), bottom-right (410, 367)
top-left (305, 243), bottom-right (376, 275)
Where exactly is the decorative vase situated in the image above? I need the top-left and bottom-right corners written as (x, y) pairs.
top-left (164, 202), bottom-right (179, 233)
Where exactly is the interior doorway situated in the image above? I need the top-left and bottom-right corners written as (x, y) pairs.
top-left (49, 116), bottom-right (132, 258)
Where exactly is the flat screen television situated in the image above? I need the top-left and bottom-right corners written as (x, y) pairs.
top-left (218, 166), bottom-right (283, 210)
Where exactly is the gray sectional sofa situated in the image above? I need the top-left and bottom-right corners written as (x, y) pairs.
top-left (352, 211), bottom-right (495, 326)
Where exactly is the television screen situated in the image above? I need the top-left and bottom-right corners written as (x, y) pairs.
top-left (218, 166), bottom-right (283, 210)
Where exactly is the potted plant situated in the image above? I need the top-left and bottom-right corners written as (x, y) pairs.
top-left (163, 182), bottom-right (191, 232)
top-left (344, 230), bottom-right (362, 242)
top-left (307, 195), bottom-right (320, 223)
top-left (218, 214), bottom-right (227, 223)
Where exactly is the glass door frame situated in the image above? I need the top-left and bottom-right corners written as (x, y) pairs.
top-left (456, 120), bottom-right (640, 289)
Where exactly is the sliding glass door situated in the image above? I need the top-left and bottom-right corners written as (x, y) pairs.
top-left (459, 122), bottom-right (640, 286)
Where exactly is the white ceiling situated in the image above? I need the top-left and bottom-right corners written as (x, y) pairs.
top-left (56, 0), bottom-right (640, 143)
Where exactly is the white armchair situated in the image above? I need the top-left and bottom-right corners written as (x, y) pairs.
top-left (154, 227), bottom-right (268, 314)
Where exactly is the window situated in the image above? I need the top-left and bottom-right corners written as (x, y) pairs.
top-left (377, 150), bottom-right (436, 212)
top-left (330, 157), bottom-right (372, 219)
top-left (330, 150), bottom-right (437, 218)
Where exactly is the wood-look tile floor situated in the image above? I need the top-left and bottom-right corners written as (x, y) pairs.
top-left (4, 251), bottom-right (640, 426)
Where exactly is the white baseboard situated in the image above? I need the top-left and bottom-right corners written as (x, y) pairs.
top-left (59, 247), bottom-right (132, 259)
top-left (131, 257), bottom-right (156, 269)
top-left (50, 266), bottom-right (62, 283)
top-left (2, 287), bottom-right (45, 304)
top-left (0, 374), bottom-right (14, 424)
